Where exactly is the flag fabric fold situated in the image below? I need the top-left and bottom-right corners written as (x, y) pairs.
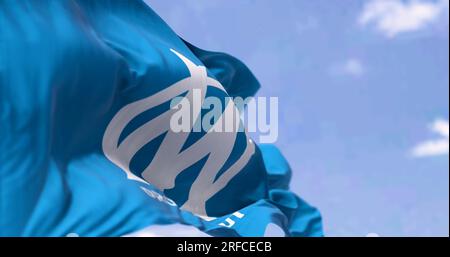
top-left (0, 0), bottom-right (322, 237)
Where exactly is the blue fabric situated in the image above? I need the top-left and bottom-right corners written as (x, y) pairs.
top-left (0, 0), bottom-right (322, 236)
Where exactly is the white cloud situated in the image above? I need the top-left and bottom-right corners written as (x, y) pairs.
top-left (331, 58), bottom-right (365, 77)
top-left (343, 58), bottom-right (365, 77)
top-left (412, 119), bottom-right (449, 157)
top-left (431, 119), bottom-right (450, 137)
top-left (359, 0), bottom-right (449, 38)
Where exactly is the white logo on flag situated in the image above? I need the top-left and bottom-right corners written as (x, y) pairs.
top-left (102, 49), bottom-right (254, 216)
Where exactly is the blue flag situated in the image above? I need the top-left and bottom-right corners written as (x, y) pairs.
top-left (0, 0), bottom-right (322, 236)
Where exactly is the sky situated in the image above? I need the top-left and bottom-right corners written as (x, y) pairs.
top-left (145, 0), bottom-right (449, 236)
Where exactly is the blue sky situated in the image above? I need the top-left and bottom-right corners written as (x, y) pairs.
top-left (146, 0), bottom-right (449, 236)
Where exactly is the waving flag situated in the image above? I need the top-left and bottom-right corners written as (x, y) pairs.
top-left (0, 0), bottom-right (322, 236)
